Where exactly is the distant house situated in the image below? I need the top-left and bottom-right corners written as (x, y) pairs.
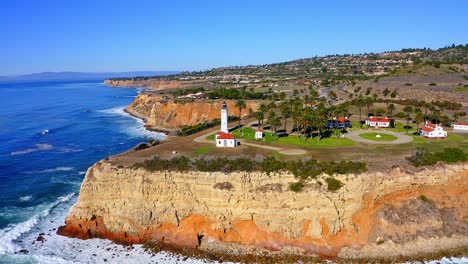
top-left (327, 117), bottom-right (352, 129)
top-left (453, 122), bottom-right (468, 131)
top-left (255, 129), bottom-right (263, 140)
top-left (419, 121), bottom-right (447, 139)
top-left (366, 116), bottom-right (391, 128)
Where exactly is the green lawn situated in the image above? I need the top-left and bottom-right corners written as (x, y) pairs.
top-left (231, 127), bottom-right (354, 147)
top-left (276, 135), bottom-right (355, 147)
top-left (232, 127), bottom-right (277, 142)
top-left (359, 133), bottom-right (398, 141)
top-left (205, 134), bottom-right (216, 140)
top-left (194, 144), bottom-right (214, 155)
top-left (452, 86), bottom-right (468, 92)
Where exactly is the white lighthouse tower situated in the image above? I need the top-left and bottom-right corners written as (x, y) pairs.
top-left (220, 101), bottom-right (229, 133)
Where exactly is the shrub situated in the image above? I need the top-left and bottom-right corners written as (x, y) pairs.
top-left (326, 177), bottom-right (342, 191)
top-left (420, 195), bottom-right (428, 202)
top-left (428, 83), bottom-right (437, 86)
top-left (406, 148), bottom-right (467, 167)
top-left (289, 182), bottom-right (304, 192)
top-left (213, 182), bottom-right (234, 191)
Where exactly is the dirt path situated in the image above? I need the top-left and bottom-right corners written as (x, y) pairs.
top-left (345, 130), bottom-right (414, 145)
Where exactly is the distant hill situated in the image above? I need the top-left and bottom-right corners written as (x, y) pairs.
top-left (0, 71), bottom-right (179, 82)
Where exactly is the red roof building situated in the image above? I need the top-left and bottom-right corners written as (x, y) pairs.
top-left (365, 116), bottom-right (391, 128)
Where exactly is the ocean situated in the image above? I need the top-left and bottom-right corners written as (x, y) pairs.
top-left (0, 80), bottom-right (465, 264)
top-left (0, 80), bottom-right (210, 263)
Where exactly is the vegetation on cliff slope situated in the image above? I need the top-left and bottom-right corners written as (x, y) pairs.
top-left (406, 147), bottom-right (467, 167)
top-left (132, 156), bottom-right (367, 178)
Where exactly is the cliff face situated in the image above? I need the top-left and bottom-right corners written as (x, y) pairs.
top-left (59, 162), bottom-right (468, 259)
top-left (125, 93), bottom-right (261, 131)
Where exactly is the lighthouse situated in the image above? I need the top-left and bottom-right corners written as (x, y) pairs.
top-left (220, 101), bottom-right (228, 133)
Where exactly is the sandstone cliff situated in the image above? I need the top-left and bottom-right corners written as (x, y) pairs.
top-left (59, 161), bottom-right (468, 260)
top-left (125, 93), bottom-right (261, 131)
top-left (104, 79), bottom-right (205, 90)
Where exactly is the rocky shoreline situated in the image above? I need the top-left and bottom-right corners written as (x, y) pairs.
top-left (58, 160), bottom-right (468, 262)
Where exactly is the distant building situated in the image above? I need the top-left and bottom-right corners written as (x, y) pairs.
top-left (327, 117), bottom-right (352, 129)
top-left (453, 122), bottom-right (468, 131)
top-left (366, 116), bottom-right (391, 128)
top-left (255, 129), bottom-right (263, 140)
top-left (420, 121), bottom-right (447, 139)
top-left (216, 102), bottom-right (237, 147)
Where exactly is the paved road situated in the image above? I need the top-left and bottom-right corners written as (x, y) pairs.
top-left (345, 130), bottom-right (414, 145)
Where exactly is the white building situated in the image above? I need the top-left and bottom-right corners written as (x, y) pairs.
top-left (216, 101), bottom-right (237, 147)
top-left (420, 121), bottom-right (447, 139)
top-left (216, 132), bottom-right (237, 147)
top-left (366, 116), bottom-right (391, 128)
top-left (453, 122), bottom-right (468, 131)
top-left (255, 129), bottom-right (263, 140)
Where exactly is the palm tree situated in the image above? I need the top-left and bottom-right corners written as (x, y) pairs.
top-left (403, 105), bottom-right (413, 134)
top-left (353, 95), bottom-right (366, 126)
top-left (311, 106), bottom-right (328, 141)
top-left (299, 106), bottom-right (313, 139)
top-left (291, 99), bottom-right (303, 135)
top-left (280, 101), bottom-right (291, 136)
top-left (414, 111), bottom-right (424, 135)
top-left (387, 103), bottom-right (396, 116)
top-left (235, 99), bottom-right (246, 128)
top-left (269, 116), bottom-right (281, 136)
top-left (259, 103), bottom-right (268, 126)
top-left (423, 102), bottom-right (431, 122)
top-left (255, 111), bottom-right (264, 128)
top-left (364, 97), bottom-right (374, 114)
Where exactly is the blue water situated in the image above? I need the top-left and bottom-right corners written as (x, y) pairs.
top-left (0, 80), bottom-right (179, 263)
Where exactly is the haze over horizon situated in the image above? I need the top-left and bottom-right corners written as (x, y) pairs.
top-left (2, 0), bottom-right (467, 75)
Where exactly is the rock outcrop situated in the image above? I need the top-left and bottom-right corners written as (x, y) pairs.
top-left (125, 93), bottom-right (261, 131)
top-left (59, 161), bottom-right (468, 260)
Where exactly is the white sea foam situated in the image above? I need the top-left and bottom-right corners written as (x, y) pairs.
top-left (18, 195), bottom-right (32, 202)
top-left (11, 143), bottom-right (54, 156)
top-left (0, 193), bottom-right (74, 254)
top-left (25, 167), bottom-right (74, 174)
top-left (78, 171), bottom-right (86, 175)
top-left (98, 106), bottom-right (166, 140)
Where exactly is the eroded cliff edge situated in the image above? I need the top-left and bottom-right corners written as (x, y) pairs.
top-left (125, 93), bottom-right (261, 132)
top-left (58, 161), bottom-right (468, 260)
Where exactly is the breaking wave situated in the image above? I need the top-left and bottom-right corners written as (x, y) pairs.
top-left (0, 193), bottom-right (74, 254)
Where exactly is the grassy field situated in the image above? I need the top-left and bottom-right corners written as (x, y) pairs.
top-left (452, 86), bottom-right (468, 92)
top-left (230, 127), bottom-right (355, 147)
top-left (194, 144), bottom-right (215, 155)
top-left (359, 133), bottom-right (398, 141)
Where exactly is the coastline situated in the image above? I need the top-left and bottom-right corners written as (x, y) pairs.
top-left (58, 160), bottom-right (468, 262)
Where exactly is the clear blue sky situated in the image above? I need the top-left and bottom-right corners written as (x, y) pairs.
top-left (2, 0), bottom-right (467, 75)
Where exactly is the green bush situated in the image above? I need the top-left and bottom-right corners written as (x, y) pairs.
top-left (290, 182), bottom-right (304, 192)
top-left (420, 195), bottom-right (428, 202)
top-left (326, 177), bottom-right (342, 191)
top-left (406, 148), bottom-right (467, 167)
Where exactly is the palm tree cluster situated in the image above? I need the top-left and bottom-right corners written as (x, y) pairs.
top-left (252, 96), bottom-right (350, 141)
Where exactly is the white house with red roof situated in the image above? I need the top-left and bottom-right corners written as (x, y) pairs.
top-left (420, 121), bottom-right (447, 139)
top-left (255, 129), bottom-right (263, 140)
top-left (365, 116), bottom-right (391, 128)
top-left (453, 122), bottom-right (468, 131)
top-left (215, 102), bottom-right (237, 147)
